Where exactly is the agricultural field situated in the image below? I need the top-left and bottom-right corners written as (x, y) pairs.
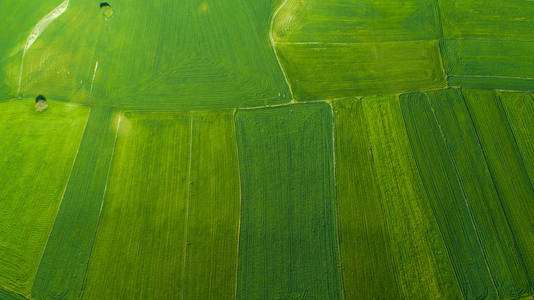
top-left (0, 100), bottom-right (88, 297)
top-left (2, 0), bottom-right (534, 299)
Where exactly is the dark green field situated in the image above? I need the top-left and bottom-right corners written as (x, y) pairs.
top-left (2, 0), bottom-right (534, 299)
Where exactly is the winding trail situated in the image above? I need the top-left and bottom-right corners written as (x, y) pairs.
top-left (17, 0), bottom-right (70, 97)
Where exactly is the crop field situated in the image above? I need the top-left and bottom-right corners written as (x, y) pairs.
top-left (0, 100), bottom-right (88, 297)
top-left (2, 0), bottom-right (534, 299)
top-left (235, 103), bottom-right (342, 299)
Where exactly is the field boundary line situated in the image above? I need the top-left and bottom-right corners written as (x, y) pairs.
top-left (327, 100), bottom-right (346, 300)
top-left (425, 93), bottom-right (499, 297)
top-left (450, 74), bottom-right (534, 80)
top-left (270, 0), bottom-right (295, 101)
top-left (31, 106), bottom-right (91, 298)
top-left (78, 111), bottom-right (121, 299)
top-left (181, 115), bottom-right (194, 300)
top-left (17, 0), bottom-right (70, 97)
top-left (232, 109), bottom-right (243, 300)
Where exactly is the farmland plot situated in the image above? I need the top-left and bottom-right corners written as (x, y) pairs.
top-left (235, 103), bottom-right (342, 299)
top-left (82, 110), bottom-right (241, 299)
top-left (0, 100), bottom-right (89, 296)
top-left (426, 88), bottom-right (532, 298)
top-left (16, 0), bottom-right (290, 110)
top-left (463, 89), bottom-right (534, 288)
top-left (400, 92), bottom-right (497, 299)
top-left (500, 92), bottom-right (534, 186)
top-left (183, 111), bottom-right (241, 300)
top-left (332, 99), bottom-right (399, 299)
top-left (438, 0), bottom-right (534, 90)
top-left (362, 95), bottom-right (462, 300)
top-left (273, 0), bottom-right (445, 100)
top-left (32, 108), bottom-right (119, 300)
top-left (82, 112), bottom-right (192, 299)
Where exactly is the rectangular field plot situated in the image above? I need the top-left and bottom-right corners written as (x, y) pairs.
top-left (426, 88), bottom-right (532, 298)
top-left (273, 0), bottom-right (441, 43)
top-left (439, 0), bottom-right (534, 40)
top-left (362, 95), bottom-right (462, 299)
top-left (0, 100), bottom-right (89, 296)
top-left (31, 108), bottom-right (119, 300)
top-left (442, 39), bottom-right (534, 90)
top-left (500, 92), bottom-right (534, 186)
top-left (82, 111), bottom-right (241, 299)
top-left (277, 41), bottom-right (445, 100)
top-left (235, 103), bottom-right (342, 299)
top-left (183, 111), bottom-right (241, 300)
top-left (463, 89), bottom-right (534, 289)
top-left (332, 99), bottom-right (399, 299)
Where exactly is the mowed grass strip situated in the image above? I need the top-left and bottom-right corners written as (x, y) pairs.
top-left (82, 112), bottom-right (191, 299)
top-left (332, 98), bottom-right (400, 299)
top-left (427, 88), bottom-right (532, 298)
top-left (235, 103), bottom-right (342, 299)
top-left (463, 89), bottom-right (534, 289)
top-left (0, 100), bottom-right (89, 296)
top-left (183, 111), bottom-right (240, 300)
top-left (31, 107), bottom-right (119, 300)
top-left (499, 91), bottom-right (534, 186)
top-left (400, 92), bottom-right (497, 299)
top-left (362, 95), bottom-right (462, 299)
top-left (277, 41), bottom-right (445, 100)
top-left (18, 0), bottom-right (290, 110)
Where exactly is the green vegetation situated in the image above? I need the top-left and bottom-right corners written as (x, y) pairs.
top-left (235, 103), bottom-right (342, 299)
top-left (0, 100), bottom-right (89, 296)
top-left (0, 288), bottom-right (26, 300)
top-left (0, 0), bottom-right (61, 99)
top-left (83, 111), bottom-right (241, 299)
top-left (82, 112), bottom-right (191, 299)
top-left (439, 0), bottom-right (534, 90)
top-left (427, 88), bottom-right (532, 298)
top-left (400, 92), bottom-right (497, 299)
top-left (362, 95), bottom-right (462, 299)
top-left (16, 0), bottom-right (290, 110)
top-left (463, 89), bottom-right (534, 289)
top-left (32, 107), bottom-right (118, 300)
top-left (332, 99), bottom-right (399, 299)
top-left (273, 0), bottom-right (445, 100)
top-left (500, 91), bottom-right (534, 186)
top-left (183, 111), bottom-right (241, 299)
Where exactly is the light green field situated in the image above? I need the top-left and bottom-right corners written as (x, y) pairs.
top-left (82, 111), bottom-right (240, 299)
top-left (272, 0), bottom-right (445, 100)
top-left (32, 108), bottom-right (118, 300)
top-left (332, 98), bottom-right (399, 299)
top-left (362, 95), bottom-right (462, 300)
top-left (15, 0), bottom-right (290, 110)
top-left (0, 0), bottom-right (61, 99)
top-left (0, 100), bottom-right (89, 296)
top-left (183, 111), bottom-right (241, 299)
top-left (235, 103), bottom-right (342, 299)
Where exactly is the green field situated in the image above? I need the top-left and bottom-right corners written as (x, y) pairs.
top-left (3, 0), bottom-right (534, 299)
top-left (235, 103), bottom-right (342, 299)
top-left (0, 100), bottom-right (88, 296)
